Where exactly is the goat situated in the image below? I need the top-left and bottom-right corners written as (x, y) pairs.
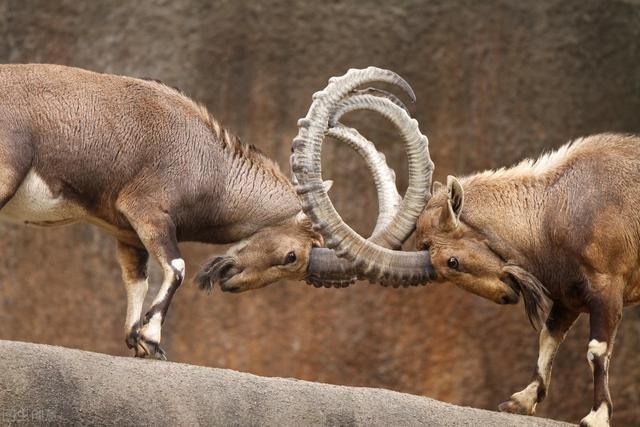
top-left (413, 133), bottom-right (640, 426)
top-left (0, 64), bottom-right (434, 359)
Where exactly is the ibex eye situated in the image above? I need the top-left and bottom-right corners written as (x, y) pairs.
top-left (447, 257), bottom-right (459, 270)
top-left (284, 251), bottom-right (297, 264)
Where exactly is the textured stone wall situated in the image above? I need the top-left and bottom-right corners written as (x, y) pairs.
top-left (0, 1), bottom-right (639, 424)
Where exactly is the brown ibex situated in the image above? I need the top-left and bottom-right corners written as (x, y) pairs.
top-left (0, 64), bottom-right (435, 359)
top-left (408, 134), bottom-right (640, 427)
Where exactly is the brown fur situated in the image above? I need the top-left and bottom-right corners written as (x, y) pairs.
top-left (0, 64), bottom-right (322, 357)
top-left (416, 133), bottom-right (640, 424)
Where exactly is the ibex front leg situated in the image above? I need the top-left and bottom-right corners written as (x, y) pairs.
top-left (119, 203), bottom-right (185, 360)
top-left (116, 241), bottom-right (149, 355)
top-left (580, 275), bottom-right (622, 427)
top-left (499, 303), bottom-right (578, 415)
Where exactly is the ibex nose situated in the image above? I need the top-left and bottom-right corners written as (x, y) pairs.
top-left (499, 293), bottom-right (519, 305)
top-left (219, 262), bottom-right (237, 281)
top-left (218, 262), bottom-right (245, 293)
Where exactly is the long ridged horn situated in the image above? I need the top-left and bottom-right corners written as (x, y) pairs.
top-left (293, 92), bottom-right (404, 238)
top-left (293, 67), bottom-right (436, 286)
top-left (306, 248), bottom-right (357, 288)
top-left (326, 125), bottom-right (401, 241)
top-left (329, 93), bottom-right (427, 246)
top-left (305, 93), bottom-right (411, 287)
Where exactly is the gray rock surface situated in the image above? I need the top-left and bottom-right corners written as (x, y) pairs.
top-left (0, 340), bottom-right (571, 426)
top-left (1, 1), bottom-right (639, 424)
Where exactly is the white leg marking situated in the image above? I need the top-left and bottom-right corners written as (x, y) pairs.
top-left (580, 402), bottom-right (609, 427)
top-left (587, 339), bottom-right (608, 370)
top-left (124, 278), bottom-right (148, 332)
top-left (141, 258), bottom-right (185, 346)
top-left (537, 325), bottom-right (560, 384)
top-left (171, 258), bottom-right (185, 275)
top-left (508, 326), bottom-right (560, 414)
top-left (141, 312), bottom-right (162, 343)
top-left (149, 258), bottom-right (185, 306)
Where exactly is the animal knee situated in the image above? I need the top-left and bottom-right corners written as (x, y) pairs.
top-left (587, 339), bottom-right (608, 369)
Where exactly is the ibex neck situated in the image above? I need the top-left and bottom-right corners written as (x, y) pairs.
top-left (219, 147), bottom-right (301, 234)
top-left (176, 105), bottom-right (302, 243)
top-left (460, 176), bottom-right (547, 268)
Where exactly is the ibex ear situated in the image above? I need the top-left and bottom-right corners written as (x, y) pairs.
top-left (441, 175), bottom-right (464, 229)
top-left (295, 211), bottom-right (308, 223)
top-left (432, 181), bottom-right (444, 194)
top-left (323, 180), bottom-right (333, 192)
top-left (295, 210), bottom-right (324, 247)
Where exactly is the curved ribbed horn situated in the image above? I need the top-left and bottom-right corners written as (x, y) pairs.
top-left (347, 87), bottom-right (409, 113)
top-left (306, 248), bottom-right (357, 288)
top-left (304, 95), bottom-right (406, 287)
top-left (329, 93), bottom-right (427, 247)
top-left (327, 125), bottom-right (401, 241)
top-left (292, 67), bottom-right (435, 286)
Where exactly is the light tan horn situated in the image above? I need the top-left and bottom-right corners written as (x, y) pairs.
top-left (293, 67), bottom-right (436, 286)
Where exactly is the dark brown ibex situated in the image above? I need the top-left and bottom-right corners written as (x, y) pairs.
top-left (409, 134), bottom-right (640, 427)
top-left (0, 64), bottom-right (435, 359)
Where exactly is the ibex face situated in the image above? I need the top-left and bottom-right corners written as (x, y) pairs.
top-left (195, 67), bottom-right (440, 294)
top-left (195, 213), bottom-right (322, 293)
top-left (416, 176), bottom-right (519, 305)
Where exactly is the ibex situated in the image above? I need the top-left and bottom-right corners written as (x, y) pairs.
top-left (410, 134), bottom-right (640, 426)
top-left (0, 64), bottom-right (434, 359)
top-left (292, 72), bottom-right (640, 426)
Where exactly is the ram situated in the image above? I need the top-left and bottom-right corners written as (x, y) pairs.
top-left (0, 64), bottom-right (434, 359)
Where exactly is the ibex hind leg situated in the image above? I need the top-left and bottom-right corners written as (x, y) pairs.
top-left (116, 240), bottom-right (150, 357)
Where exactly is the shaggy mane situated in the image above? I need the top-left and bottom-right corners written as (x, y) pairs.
top-left (465, 133), bottom-right (639, 187)
top-left (137, 77), bottom-right (290, 186)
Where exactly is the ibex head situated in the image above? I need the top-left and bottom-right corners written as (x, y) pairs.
top-left (415, 175), bottom-right (550, 329)
top-left (416, 176), bottom-right (520, 304)
top-left (197, 67), bottom-right (439, 293)
top-left (195, 212), bottom-right (322, 293)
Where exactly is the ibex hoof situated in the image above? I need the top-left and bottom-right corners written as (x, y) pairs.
top-left (498, 399), bottom-right (533, 416)
top-left (579, 404), bottom-right (610, 427)
top-left (133, 336), bottom-right (167, 360)
top-left (126, 328), bottom-right (167, 360)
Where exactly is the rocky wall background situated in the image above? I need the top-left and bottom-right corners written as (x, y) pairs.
top-left (0, 0), bottom-right (639, 424)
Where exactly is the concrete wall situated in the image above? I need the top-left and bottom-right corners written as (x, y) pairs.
top-left (0, 0), bottom-right (639, 424)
